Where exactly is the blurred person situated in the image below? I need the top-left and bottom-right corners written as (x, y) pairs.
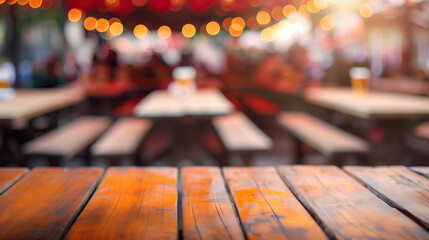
top-left (31, 53), bottom-right (65, 88)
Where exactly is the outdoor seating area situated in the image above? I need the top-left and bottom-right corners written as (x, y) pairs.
top-left (1, 0), bottom-right (429, 239)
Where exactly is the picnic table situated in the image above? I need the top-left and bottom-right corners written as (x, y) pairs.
top-left (133, 88), bottom-right (234, 163)
top-left (304, 86), bottom-right (429, 164)
top-left (0, 86), bottom-right (86, 165)
top-left (0, 165), bottom-right (428, 240)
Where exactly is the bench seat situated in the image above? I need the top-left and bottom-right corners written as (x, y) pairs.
top-left (91, 117), bottom-right (153, 165)
top-left (212, 112), bottom-right (272, 165)
top-left (23, 116), bottom-right (111, 162)
top-left (277, 112), bottom-right (368, 165)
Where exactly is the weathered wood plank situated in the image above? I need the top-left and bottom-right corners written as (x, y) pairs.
top-left (65, 167), bottom-right (178, 240)
top-left (0, 168), bottom-right (28, 194)
top-left (223, 167), bottom-right (327, 240)
top-left (0, 167), bottom-right (103, 240)
top-left (410, 167), bottom-right (429, 178)
top-left (182, 167), bottom-right (245, 240)
top-left (278, 165), bottom-right (429, 240)
top-left (345, 166), bottom-right (429, 229)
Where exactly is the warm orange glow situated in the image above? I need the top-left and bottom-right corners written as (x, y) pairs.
top-left (246, 16), bottom-right (259, 30)
top-left (206, 21), bottom-right (220, 36)
top-left (271, 6), bottom-right (284, 21)
top-left (261, 27), bottom-right (276, 42)
top-left (314, 0), bottom-right (329, 10)
top-left (0, 0), bottom-right (6, 4)
top-left (182, 24), bottom-right (196, 38)
top-left (222, 17), bottom-right (232, 31)
top-left (231, 17), bottom-right (245, 31)
top-left (17, 0), bottom-right (28, 5)
top-left (134, 24), bottom-right (149, 39)
top-left (320, 14), bottom-right (336, 30)
top-left (68, 9), bottom-right (82, 23)
top-left (229, 27), bottom-right (243, 38)
top-left (158, 25), bottom-right (172, 39)
top-left (109, 17), bottom-right (121, 25)
top-left (8, 0), bottom-right (18, 5)
top-left (256, 10), bottom-right (271, 26)
top-left (306, 0), bottom-right (319, 13)
top-left (298, 5), bottom-right (309, 16)
top-left (96, 18), bottom-right (109, 32)
top-left (109, 22), bottom-right (123, 36)
top-left (360, 4), bottom-right (373, 18)
top-left (29, 0), bottom-right (42, 8)
top-left (283, 5), bottom-right (297, 17)
top-left (84, 17), bottom-right (97, 31)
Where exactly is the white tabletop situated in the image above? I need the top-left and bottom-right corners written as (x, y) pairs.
top-left (304, 87), bottom-right (429, 119)
top-left (134, 88), bottom-right (234, 118)
top-left (0, 86), bottom-right (86, 122)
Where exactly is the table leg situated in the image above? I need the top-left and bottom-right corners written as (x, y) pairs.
top-left (377, 119), bottom-right (408, 165)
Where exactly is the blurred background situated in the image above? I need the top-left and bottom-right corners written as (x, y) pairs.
top-left (1, 0), bottom-right (429, 168)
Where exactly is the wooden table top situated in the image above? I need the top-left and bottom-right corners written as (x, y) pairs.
top-left (0, 165), bottom-right (428, 240)
top-left (0, 86), bottom-right (86, 123)
top-left (304, 87), bottom-right (429, 119)
top-left (133, 88), bottom-right (234, 118)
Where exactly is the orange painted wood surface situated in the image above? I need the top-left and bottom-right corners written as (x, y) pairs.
top-left (182, 167), bottom-right (245, 240)
top-left (0, 168), bottom-right (28, 194)
top-left (410, 167), bottom-right (429, 178)
top-left (278, 165), bottom-right (429, 240)
top-left (65, 167), bottom-right (178, 240)
top-left (223, 167), bottom-right (327, 240)
top-left (345, 166), bottom-right (429, 229)
top-left (0, 167), bottom-right (103, 240)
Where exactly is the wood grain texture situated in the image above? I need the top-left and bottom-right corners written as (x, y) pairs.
top-left (410, 167), bottom-right (429, 178)
top-left (278, 165), bottom-right (429, 240)
top-left (0, 167), bottom-right (103, 240)
top-left (0, 87), bottom-right (85, 122)
top-left (182, 167), bottom-right (245, 240)
top-left (277, 112), bottom-right (368, 157)
top-left (213, 112), bottom-right (273, 152)
top-left (91, 117), bottom-right (153, 156)
top-left (134, 88), bottom-right (233, 118)
top-left (23, 116), bottom-right (111, 159)
top-left (344, 166), bottom-right (429, 229)
top-left (0, 168), bottom-right (28, 194)
top-left (223, 167), bottom-right (327, 240)
top-left (304, 87), bottom-right (429, 119)
top-left (65, 167), bottom-right (178, 240)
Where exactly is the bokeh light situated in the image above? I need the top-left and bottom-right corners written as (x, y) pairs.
top-left (109, 22), bottom-right (123, 36)
top-left (96, 18), bottom-right (109, 32)
top-left (84, 17), bottom-right (97, 31)
top-left (158, 25), bottom-right (172, 39)
top-left (360, 4), bottom-right (373, 18)
top-left (206, 21), bottom-right (220, 36)
top-left (182, 24), bottom-right (196, 38)
top-left (256, 10), bottom-right (271, 26)
top-left (68, 9), bottom-right (82, 23)
top-left (134, 24), bottom-right (149, 39)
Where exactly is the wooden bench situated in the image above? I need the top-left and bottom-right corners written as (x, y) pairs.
top-left (0, 167), bottom-right (103, 240)
top-left (90, 117), bottom-right (153, 165)
top-left (212, 112), bottom-right (273, 166)
top-left (277, 112), bottom-right (369, 165)
top-left (23, 116), bottom-right (111, 165)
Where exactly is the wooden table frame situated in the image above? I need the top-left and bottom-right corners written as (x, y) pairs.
top-left (0, 165), bottom-right (428, 240)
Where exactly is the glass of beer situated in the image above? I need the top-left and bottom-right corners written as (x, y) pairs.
top-left (350, 67), bottom-right (370, 97)
top-left (170, 66), bottom-right (197, 97)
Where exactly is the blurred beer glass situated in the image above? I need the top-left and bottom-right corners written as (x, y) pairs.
top-left (350, 67), bottom-right (370, 97)
top-left (0, 63), bottom-right (16, 101)
top-left (169, 66), bottom-right (197, 97)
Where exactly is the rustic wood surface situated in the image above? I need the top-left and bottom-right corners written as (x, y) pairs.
top-left (1, 166), bottom-right (428, 240)
top-left (65, 167), bottom-right (178, 240)
top-left (345, 166), bottom-right (429, 229)
top-left (278, 165), bottom-right (429, 240)
top-left (23, 116), bottom-right (111, 159)
top-left (304, 87), bottom-right (429, 119)
top-left (182, 167), bottom-right (245, 240)
top-left (223, 167), bottom-right (328, 240)
top-left (410, 167), bottom-right (429, 177)
top-left (0, 87), bottom-right (85, 122)
top-left (0, 167), bottom-right (103, 240)
top-left (213, 112), bottom-right (273, 152)
top-left (0, 168), bottom-right (28, 194)
top-left (134, 88), bottom-right (233, 118)
top-left (277, 112), bottom-right (368, 157)
top-left (91, 118), bottom-right (153, 157)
